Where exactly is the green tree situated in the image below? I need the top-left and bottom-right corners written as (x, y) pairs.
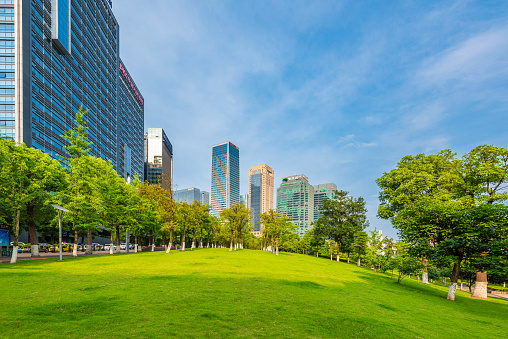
top-left (0, 140), bottom-right (66, 263)
top-left (220, 203), bottom-right (252, 252)
top-left (317, 190), bottom-right (369, 262)
top-left (351, 231), bottom-right (368, 266)
top-left (259, 209), bottom-right (297, 256)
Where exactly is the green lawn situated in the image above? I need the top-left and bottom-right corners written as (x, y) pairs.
top-left (1, 249), bottom-right (507, 338)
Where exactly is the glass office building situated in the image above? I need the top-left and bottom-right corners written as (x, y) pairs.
top-left (174, 187), bottom-right (201, 204)
top-left (276, 175), bottom-right (314, 237)
top-left (144, 128), bottom-right (173, 189)
top-left (313, 183), bottom-right (337, 220)
top-left (210, 141), bottom-right (240, 217)
top-left (200, 191), bottom-right (209, 205)
top-left (248, 164), bottom-right (274, 236)
top-left (3, 0), bottom-right (144, 180)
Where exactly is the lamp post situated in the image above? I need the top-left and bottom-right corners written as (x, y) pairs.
top-left (52, 204), bottom-right (69, 262)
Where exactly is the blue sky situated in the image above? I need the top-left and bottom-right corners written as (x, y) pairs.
top-left (114, 1), bottom-right (508, 239)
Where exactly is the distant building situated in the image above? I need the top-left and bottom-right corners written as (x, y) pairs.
top-left (313, 183), bottom-right (337, 220)
top-left (144, 128), bottom-right (173, 189)
top-left (249, 164), bottom-right (274, 236)
top-left (210, 142), bottom-right (240, 217)
top-left (240, 193), bottom-right (249, 208)
top-left (175, 187), bottom-right (201, 203)
top-left (276, 175), bottom-right (314, 237)
top-left (201, 191), bottom-right (210, 205)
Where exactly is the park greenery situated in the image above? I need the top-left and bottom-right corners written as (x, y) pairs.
top-left (1, 249), bottom-right (507, 338)
top-left (0, 106), bottom-right (507, 304)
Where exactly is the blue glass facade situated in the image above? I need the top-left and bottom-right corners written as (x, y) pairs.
top-left (250, 173), bottom-right (261, 231)
top-left (0, 1), bottom-right (14, 141)
top-left (211, 142), bottom-right (240, 217)
top-left (7, 0), bottom-right (144, 180)
top-left (174, 187), bottom-right (201, 204)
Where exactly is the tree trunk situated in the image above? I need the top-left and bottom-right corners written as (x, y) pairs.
top-left (229, 231), bottom-right (234, 252)
top-left (357, 255), bottom-right (361, 267)
top-left (421, 257), bottom-right (429, 284)
top-left (181, 226), bottom-right (187, 251)
top-left (471, 271), bottom-right (488, 299)
top-left (447, 253), bottom-right (463, 301)
top-left (134, 232), bottom-right (138, 253)
top-left (166, 230), bottom-right (173, 253)
top-left (109, 233), bottom-right (114, 255)
top-left (10, 206), bottom-right (20, 264)
top-left (276, 237), bottom-right (279, 256)
top-left (200, 229), bottom-right (203, 248)
top-left (347, 251), bottom-right (350, 264)
top-left (85, 229), bottom-right (93, 255)
top-left (27, 205), bottom-right (39, 257)
top-left (116, 227), bottom-right (121, 253)
top-left (336, 241), bottom-right (340, 262)
top-left (73, 227), bottom-right (78, 257)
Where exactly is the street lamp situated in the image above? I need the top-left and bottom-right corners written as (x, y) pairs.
top-left (52, 204), bottom-right (69, 262)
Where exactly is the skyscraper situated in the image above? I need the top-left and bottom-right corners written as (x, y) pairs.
top-left (144, 128), bottom-right (173, 189)
top-left (249, 164), bottom-right (274, 236)
top-left (276, 175), bottom-right (314, 237)
top-left (313, 183), bottom-right (337, 220)
top-left (5, 0), bottom-right (144, 179)
top-left (210, 142), bottom-right (239, 217)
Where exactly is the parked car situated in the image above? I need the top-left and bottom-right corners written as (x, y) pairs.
top-left (120, 243), bottom-right (126, 250)
top-left (104, 244), bottom-right (117, 251)
top-left (38, 243), bottom-right (50, 253)
top-left (91, 243), bottom-right (104, 251)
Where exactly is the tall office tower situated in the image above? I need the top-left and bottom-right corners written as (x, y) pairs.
top-left (276, 175), bottom-right (314, 237)
top-left (240, 193), bottom-right (249, 207)
top-left (210, 141), bottom-right (240, 217)
top-left (174, 187), bottom-right (201, 203)
top-left (249, 164), bottom-right (274, 236)
top-left (200, 191), bottom-right (209, 205)
top-left (4, 0), bottom-right (144, 179)
top-left (313, 183), bottom-right (337, 220)
top-left (144, 128), bottom-right (173, 189)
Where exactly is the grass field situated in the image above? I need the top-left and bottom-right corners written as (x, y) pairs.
top-left (1, 249), bottom-right (507, 338)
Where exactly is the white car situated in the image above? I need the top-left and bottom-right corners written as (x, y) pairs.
top-left (120, 243), bottom-right (126, 250)
top-left (104, 244), bottom-right (117, 250)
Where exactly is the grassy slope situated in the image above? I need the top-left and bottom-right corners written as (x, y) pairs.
top-left (1, 249), bottom-right (507, 338)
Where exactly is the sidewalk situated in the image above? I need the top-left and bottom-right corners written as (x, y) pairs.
top-left (0, 249), bottom-right (132, 263)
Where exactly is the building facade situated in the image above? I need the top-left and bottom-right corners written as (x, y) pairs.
top-left (200, 191), bottom-right (209, 205)
top-left (3, 0), bottom-right (143, 180)
top-left (174, 187), bottom-right (201, 204)
top-left (210, 141), bottom-right (239, 217)
top-left (249, 164), bottom-right (274, 236)
top-left (276, 175), bottom-right (314, 237)
top-left (313, 183), bottom-right (337, 220)
top-left (240, 193), bottom-right (249, 208)
top-left (144, 128), bottom-right (173, 189)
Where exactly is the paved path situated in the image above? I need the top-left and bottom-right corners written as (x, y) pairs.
top-left (0, 249), bottom-right (133, 263)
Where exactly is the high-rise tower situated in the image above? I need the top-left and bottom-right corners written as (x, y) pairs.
top-left (210, 142), bottom-right (240, 217)
top-left (276, 175), bottom-right (314, 237)
top-left (4, 0), bottom-right (144, 180)
top-left (313, 183), bottom-right (337, 220)
top-left (144, 128), bottom-right (173, 189)
top-left (249, 164), bottom-right (274, 236)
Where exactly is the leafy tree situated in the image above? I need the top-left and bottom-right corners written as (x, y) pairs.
top-left (259, 209), bottom-right (297, 256)
top-left (316, 190), bottom-right (369, 262)
top-left (220, 203), bottom-right (251, 251)
top-left (0, 140), bottom-right (66, 262)
top-left (351, 231), bottom-right (368, 266)
top-left (393, 242), bottom-right (424, 283)
top-left (377, 146), bottom-right (508, 300)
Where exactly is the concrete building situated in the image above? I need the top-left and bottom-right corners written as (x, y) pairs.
top-left (276, 175), bottom-right (314, 237)
top-left (4, 0), bottom-right (143, 180)
top-left (313, 183), bottom-right (337, 220)
top-left (174, 187), bottom-right (201, 204)
top-left (210, 141), bottom-right (240, 217)
top-left (144, 128), bottom-right (173, 189)
top-left (249, 164), bottom-right (274, 236)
